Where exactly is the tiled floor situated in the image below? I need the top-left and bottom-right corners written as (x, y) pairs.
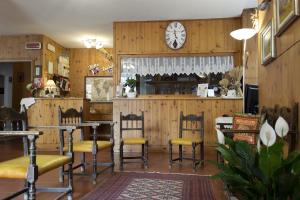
top-left (0, 139), bottom-right (226, 199)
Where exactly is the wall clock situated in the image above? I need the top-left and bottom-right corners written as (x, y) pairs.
top-left (165, 21), bottom-right (186, 49)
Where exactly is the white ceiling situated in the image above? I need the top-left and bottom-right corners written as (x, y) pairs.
top-left (0, 0), bottom-right (257, 48)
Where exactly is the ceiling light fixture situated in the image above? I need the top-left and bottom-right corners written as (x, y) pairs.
top-left (83, 39), bottom-right (104, 49)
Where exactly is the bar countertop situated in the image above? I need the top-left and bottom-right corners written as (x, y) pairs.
top-left (113, 95), bottom-right (243, 100)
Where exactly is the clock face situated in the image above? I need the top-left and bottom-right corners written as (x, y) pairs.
top-left (165, 21), bottom-right (186, 49)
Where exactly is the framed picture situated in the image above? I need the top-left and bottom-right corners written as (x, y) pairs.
top-left (85, 76), bottom-right (113, 102)
top-left (261, 20), bottom-right (276, 65)
top-left (275, 0), bottom-right (299, 36)
top-left (34, 65), bottom-right (42, 77)
top-left (197, 83), bottom-right (208, 97)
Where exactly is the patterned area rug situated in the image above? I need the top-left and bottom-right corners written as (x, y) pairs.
top-left (82, 172), bottom-right (215, 200)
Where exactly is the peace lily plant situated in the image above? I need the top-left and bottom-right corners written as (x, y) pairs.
top-left (213, 117), bottom-right (300, 200)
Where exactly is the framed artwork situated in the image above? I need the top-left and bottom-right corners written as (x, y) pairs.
top-left (261, 20), bottom-right (276, 65)
top-left (85, 76), bottom-right (113, 102)
top-left (275, 0), bottom-right (299, 36)
top-left (197, 83), bottom-right (208, 97)
top-left (34, 65), bottom-right (42, 77)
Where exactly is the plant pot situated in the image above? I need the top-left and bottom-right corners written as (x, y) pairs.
top-left (127, 91), bottom-right (136, 98)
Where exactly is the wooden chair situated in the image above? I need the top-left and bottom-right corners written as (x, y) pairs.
top-left (169, 111), bottom-right (205, 171)
top-left (119, 112), bottom-right (148, 170)
top-left (58, 106), bottom-right (114, 184)
top-left (0, 107), bottom-right (74, 200)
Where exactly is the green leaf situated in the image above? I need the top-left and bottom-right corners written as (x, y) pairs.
top-left (259, 143), bottom-right (283, 179)
top-left (292, 159), bottom-right (300, 175)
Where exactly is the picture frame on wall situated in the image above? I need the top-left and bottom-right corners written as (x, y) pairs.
top-left (34, 65), bottom-right (42, 77)
top-left (275, 0), bottom-right (299, 36)
top-left (261, 20), bottom-right (276, 65)
top-left (84, 76), bottom-right (113, 102)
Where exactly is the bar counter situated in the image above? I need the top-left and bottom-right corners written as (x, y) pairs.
top-left (113, 95), bottom-right (243, 152)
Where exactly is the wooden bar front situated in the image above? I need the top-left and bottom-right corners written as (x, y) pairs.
top-left (113, 95), bottom-right (243, 152)
top-left (27, 98), bottom-right (84, 149)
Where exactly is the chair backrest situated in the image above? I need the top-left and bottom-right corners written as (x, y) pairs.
top-left (179, 111), bottom-right (204, 139)
top-left (232, 114), bottom-right (260, 144)
top-left (58, 106), bottom-right (83, 125)
top-left (0, 106), bottom-right (29, 155)
top-left (120, 112), bottom-right (144, 139)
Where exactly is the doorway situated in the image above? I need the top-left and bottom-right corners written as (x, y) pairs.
top-left (0, 61), bottom-right (32, 110)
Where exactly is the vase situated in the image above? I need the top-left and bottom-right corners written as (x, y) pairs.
top-left (127, 91), bottom-right (136, 98)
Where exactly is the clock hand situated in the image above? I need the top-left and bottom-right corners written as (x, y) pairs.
top-left (173, 40), bottom-right (178, 48)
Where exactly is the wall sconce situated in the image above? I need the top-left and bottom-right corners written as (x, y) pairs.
top-left (83, 39), bottom-right (104, 49)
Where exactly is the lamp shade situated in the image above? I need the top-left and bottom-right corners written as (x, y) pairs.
top-left (230, 28), bottom-right (257, 40)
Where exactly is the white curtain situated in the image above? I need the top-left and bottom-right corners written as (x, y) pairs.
top-left (121, 55), bottom-right (234, 76)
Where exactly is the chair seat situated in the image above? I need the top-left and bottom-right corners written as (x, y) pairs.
top-left (0, 155), bottom-right (71, 179)
top-left (123, 137), bottom-right (147, 145)
top-left (64, 140), bottom-right (113, 152)
top-left (170, 138), bottom-right (203, 145)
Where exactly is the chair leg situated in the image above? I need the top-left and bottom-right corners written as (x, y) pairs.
top-left (28, 181), bottom-right (36, 200)
top-left (111, 145), bottom-right (115, 174)
top-left (200, 142), bottom-right (204, 167)
top-left (179, 145), bottom-right (183, 163)
top-left (24, 181), bottom-right (28, 200)
top-left (192, 143), bottom-right (196, 171)
top-left (92, 152), bottom-right (97, 184)
top-left (120, 142), bottom-right (124, 171)
top-left (142, 143), bottom-right (145, 168)
top-left (169, 140), bottom-right (172, 169)
top-left (81, 152), bottom-right (86, 172)
top-left (67, 162), bottom-right (73, 200)
top-left (59, 131), bottom-right (65, 183)
top-left (145, 141), bottom-right (148, 169)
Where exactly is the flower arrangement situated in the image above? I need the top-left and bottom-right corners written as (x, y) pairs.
top-left (219, 66), bottom-right (243, 97)
top-left (213, 117), bottom-right (300, 199)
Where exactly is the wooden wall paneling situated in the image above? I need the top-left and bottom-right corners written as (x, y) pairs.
top-left (256, 0), bottom-right (300, 150)
top-left (69, 48), bottom-right (113, 97)
top-left (27, 98), bottom-right (83, 148)
top-left (114, 18), bottom-right (242, 55)
top-left (0, 35), bottom-right (43, 65)
top-left (42, 35), bottom-right (70, 79)
top-left (113, 98), bottom-right (243, 152)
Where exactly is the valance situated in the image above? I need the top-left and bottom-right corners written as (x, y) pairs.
top-left (121, 55), bottom-right (234, 76)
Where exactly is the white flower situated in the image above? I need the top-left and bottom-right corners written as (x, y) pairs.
top-left (216, 128), bottom-right (225, 145)
top-left (260, 121), bottom-right (276, 147)
top-left (275, 116), bottom-right (289, 138)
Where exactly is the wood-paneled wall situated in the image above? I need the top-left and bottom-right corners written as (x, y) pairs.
top-left (42, 35), bottom-right (70, 79)
top-left (27, 98), bottom-right (84, 148)
top-left (0, 34), bottom-right (43, 65)
top-left (113, 97), bottom-right (243, 152)
top-left (242, 9), bottom-right (259, 85)
top-left (69, 48), bottom-right (113, 97)
top-left (113, 18), bottom-right (243, 87)
top-left (257, 1), bottom-right (300, 150)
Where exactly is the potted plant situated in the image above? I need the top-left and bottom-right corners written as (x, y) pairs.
top-left (213, 118), bottom-right (300, 200)
top-left (125, 78), bottom-right (136, 98)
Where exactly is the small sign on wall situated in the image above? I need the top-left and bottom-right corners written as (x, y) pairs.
top-left (48, 61), bottom-right (54, 75)
top-left (25, 42), bottom-right (42, 50)
top-left (47, 43), bottom-right (56, 53)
